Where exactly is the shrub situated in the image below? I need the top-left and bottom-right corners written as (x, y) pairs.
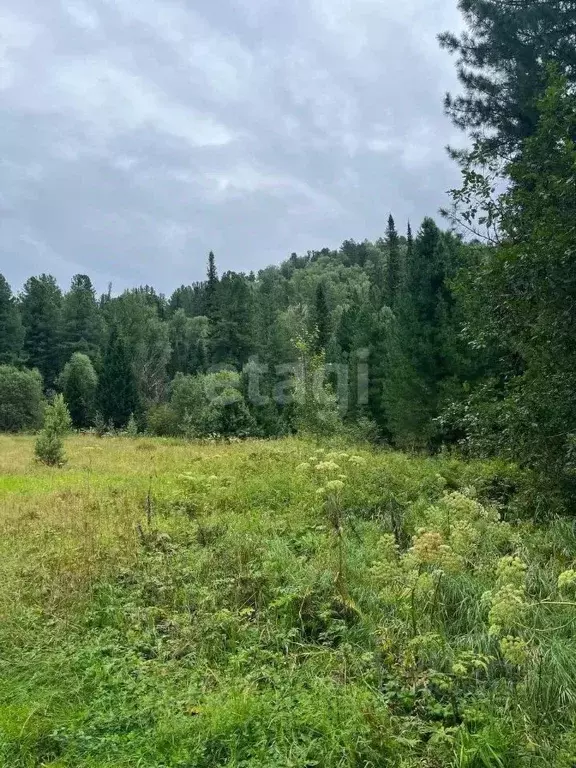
top-left (170, 373), bottom-right (203, 433)
top-left (58, 352), bottom-right (98, 428)
top-left (146, 403), bottom-right (179, 437)
top-left (35, 394), bottom-right (72, 466)
top-left (0, 365), bottom-right (44, 432)
top-left (169, 371), bottom-right (256, 438)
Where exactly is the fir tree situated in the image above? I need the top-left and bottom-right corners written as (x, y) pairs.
top-left (385, 215), bottom-right (401, 304)
top-left (0, 274), bottom-right (24, 365)
top-left (20, 275), bottom-right (63, 389)
top-left (210, 272), bottom-right (254, 368)
top-left (205, 251), bottom-right (219, 323)
top-left (98, 326), bottom-right (139, 428)
top-left (314, 282), bottom-right (331, 353)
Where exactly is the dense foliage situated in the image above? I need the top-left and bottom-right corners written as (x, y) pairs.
top-left (0, 216), bottom-right (472, 446)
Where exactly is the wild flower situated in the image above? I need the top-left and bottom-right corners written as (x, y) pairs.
top-left (325, 479), bottom-right (345, 493)
top-left (499, 635), bottom-right (529, 666)
top-left (378, 534), bottom-right (399, 560)
top-left (496, 555), bottom-right (527, 588)
top-left (487, 584), bottom-right (527, 635)
top-left (449, 519), bottom-right (481, 559)
top-left (558, 569), bottom-right (576, 594)
top-left (315, 461), bottom-right (340, 473)
top-left (409, 530), bottom-right (463, 573)
top-left (348, 455), bottom-right (367, 466)
top-left (296, 462), bottom-right (311, 472)
top-left (442, 491), bottom-right (499, 525)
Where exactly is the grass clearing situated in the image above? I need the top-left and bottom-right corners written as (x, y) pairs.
top-left (0, 435), bottom-right (575, 766)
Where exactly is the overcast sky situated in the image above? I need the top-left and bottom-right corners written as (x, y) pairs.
top-left (0, 0), bottom-right (464, 295)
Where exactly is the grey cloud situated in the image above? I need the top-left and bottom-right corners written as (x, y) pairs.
top-left (0, 0), bottom-right (463, 294)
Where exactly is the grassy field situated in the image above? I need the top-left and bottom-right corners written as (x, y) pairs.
top-left (1, 434), bottom-right (576, 767)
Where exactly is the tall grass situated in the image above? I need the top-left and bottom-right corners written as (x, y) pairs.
top-left (0, 435), bottom-right (574, 766)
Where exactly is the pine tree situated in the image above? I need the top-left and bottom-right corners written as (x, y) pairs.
top-left (0, 274), bottom-right (24, 365)
top-left (62, 274), bottom-right (103, 363)
top-left (20, 275), bottom-right (63, 389)
top-left (439, 0), bottom-right (576, 160)
top-left (98, 326), bottom-right (139, 428)
top-left (314, 282), bottom-right (331, 353)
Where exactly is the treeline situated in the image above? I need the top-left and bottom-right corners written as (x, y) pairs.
top-left (0, 215), bottom-right (480, 445)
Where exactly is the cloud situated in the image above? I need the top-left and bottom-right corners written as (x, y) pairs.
top-left (0, 0), bottom-right (464, 293)
top-left (51, 60), bottom-right (237, 149)
top-left (63, 0), bottom-right (101, 31)
top-left (0, 11), bottom-right (39, 90)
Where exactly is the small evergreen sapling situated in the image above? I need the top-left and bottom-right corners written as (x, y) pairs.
top-left (126, 413), bottom-right (139, 437)
top-left (35, 394), bottom-right (72, 466)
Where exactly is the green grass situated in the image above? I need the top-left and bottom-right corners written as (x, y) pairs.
top-left (0, 434), bottom-right (575, 766)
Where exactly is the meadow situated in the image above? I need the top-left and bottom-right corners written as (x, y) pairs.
top-left (1, 434), bottom-right (576, 767)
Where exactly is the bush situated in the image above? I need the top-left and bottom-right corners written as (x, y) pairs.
top-left (35, 394), bottom-right (72, 466)
top-left (169, 371), bottom-right (256, 438)
top-left (58, 353), bottom-right (98, 428)
top-left (146, 403), bottom-right (179, 437)
top-left (0, 365), bottom-right (44, 432)
top-left (170, 373), bottom-right (204, 431)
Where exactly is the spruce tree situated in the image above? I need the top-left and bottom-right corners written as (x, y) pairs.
top-left (0, 274), bottom-right (24, 365)
top-left (385, 215), bottom-right (401, 304)
top-left (406, 222), bottom-right (414, 267)
top-left (205, 251), bottom-right (219, 323)
top-left (210, 272), bottom-right (254, 368)
top-left (62, 274), bottom-right (103, 363)
top-left (20, 275), bottom-right (63, 389)
top-left (314, 282), bottom-right (331, 353)
top-left (98, 326), bottom-right (139, 428)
